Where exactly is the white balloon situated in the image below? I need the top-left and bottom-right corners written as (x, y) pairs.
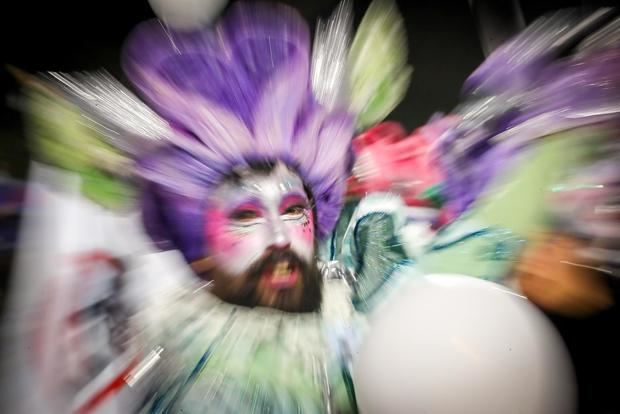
top-left (353, 273), bottom-right (576, 414)
top-left (148, 0), bottom-right (228, 30)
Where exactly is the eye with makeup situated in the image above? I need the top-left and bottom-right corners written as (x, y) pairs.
top-left (281, 204), bottom-right (308, 220)
top-left (229, 207), bottom-right (262, 224)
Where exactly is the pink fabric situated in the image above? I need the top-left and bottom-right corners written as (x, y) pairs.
top-left (347, 121), bottom-right (446, 206)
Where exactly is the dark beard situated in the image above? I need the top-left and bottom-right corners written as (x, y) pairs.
top-left (206, 249), bottom-right (323, 313)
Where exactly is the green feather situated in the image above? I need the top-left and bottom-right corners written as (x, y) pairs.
top-left (22, 77), bottom-right (134, 209)
top-left (348, 0), bottom-right (412, 130)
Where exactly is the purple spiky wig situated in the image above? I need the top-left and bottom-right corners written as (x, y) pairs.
top-left (122, 2), bottom-right (355, 263)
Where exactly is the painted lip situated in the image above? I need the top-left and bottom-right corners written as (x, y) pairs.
top-left (262, 260), bottom-right (299, 290)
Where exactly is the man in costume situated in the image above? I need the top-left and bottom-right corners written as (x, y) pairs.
top-left (7, 3), bottom-right (619, 413)
top-left (4, 1), bottom-right (412, 413)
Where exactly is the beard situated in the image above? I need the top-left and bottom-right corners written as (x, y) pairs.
top-left (205, 248), bottom-right (323, 313)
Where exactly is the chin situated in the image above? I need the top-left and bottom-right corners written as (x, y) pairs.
top-left (256, 284), bottom-right (316, 313)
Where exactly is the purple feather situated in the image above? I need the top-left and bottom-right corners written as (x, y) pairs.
top-left (122, 2), bottom-right (355, 261)
top-left (438, 30), bottom-right (620, 219)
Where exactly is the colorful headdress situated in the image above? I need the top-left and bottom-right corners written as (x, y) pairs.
top-left (435, 10), bottom-right (620, 219)
top-left (19, 0), bottom-right (411, 263)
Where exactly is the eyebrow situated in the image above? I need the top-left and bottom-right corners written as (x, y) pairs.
top-left (227, 198), bottom-right (263, 214)
top-left (279, 192), bottom-right (309, 209)
top-left (228, 190), bottom-right (308, 212)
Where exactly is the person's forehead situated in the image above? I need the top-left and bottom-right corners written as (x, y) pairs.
top-left (210, 163), bottom-right (307, 206)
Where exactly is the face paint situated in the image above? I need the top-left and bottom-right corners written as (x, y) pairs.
top-left (204, 162), bottom-right (315, 277)
top-left (202, 163), bottom-right (321, 312)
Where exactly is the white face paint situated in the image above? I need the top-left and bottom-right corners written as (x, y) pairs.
top-left (204, 163), bottom-right (315, 276)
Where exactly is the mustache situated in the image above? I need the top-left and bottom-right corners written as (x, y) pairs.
top-left (239, 248), bottom-right (323, 313)
top-left (247, 248), bottom-right (308, 278)
top-left (201, 246), bottom-right (323, 313)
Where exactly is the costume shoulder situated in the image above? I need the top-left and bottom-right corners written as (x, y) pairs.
top-left (328, 193), bottom-right (413, 313)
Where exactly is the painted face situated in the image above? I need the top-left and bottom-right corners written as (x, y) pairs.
top-left (202, 162), bottom-right (321, 312)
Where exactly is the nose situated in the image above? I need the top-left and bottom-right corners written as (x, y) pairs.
top-left (270, 238), bottom-right (291, 250)
top-left (269, 216), bottom-right (291, 250)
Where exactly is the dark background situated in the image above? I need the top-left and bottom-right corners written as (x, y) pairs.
top-left (0, 0), bottom-right (615, 179)
top-left (1, 1), bottom-right (619, 413)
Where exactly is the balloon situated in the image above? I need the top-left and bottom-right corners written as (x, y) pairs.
top-left (353, 273), bottom-right (576, 414)
top-left (148, 0), bottom-right (228, 30)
